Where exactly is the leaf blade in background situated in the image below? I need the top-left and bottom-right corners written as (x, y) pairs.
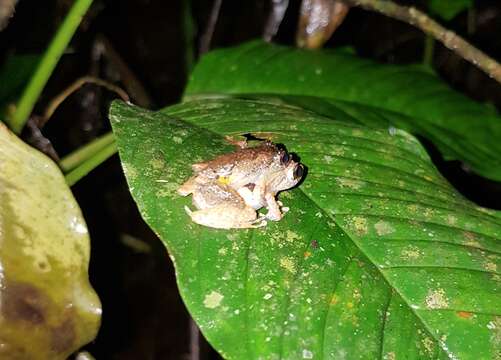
top-left (0, 54), bottom-right (40, 117)
top-left (185, 40), bottom-right (501, 181)
top-left (0, 123), bottom-right (101, 359)
top-left (110, 98), bottom-right (501, 360)
top-left (428, 0), bottom-right (473, 21)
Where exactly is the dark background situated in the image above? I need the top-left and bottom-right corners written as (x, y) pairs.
top-left (1, 0), bottom-right (500, 358)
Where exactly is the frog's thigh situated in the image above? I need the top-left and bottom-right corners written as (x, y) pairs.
top-left (188, 205), bottom-right (258, 229)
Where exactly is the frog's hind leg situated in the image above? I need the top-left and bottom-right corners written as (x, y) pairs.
top-left (177, 176), bottom-right (197, 196)
top-left (185, 205), bottom-right (262, 229)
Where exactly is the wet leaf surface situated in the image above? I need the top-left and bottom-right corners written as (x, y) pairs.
top-left (0, 123), bottom-right (101, 359)
top-left (185, 40), bottom-right (501, 182)
top-left (110, 98), bottom-right (501, 360)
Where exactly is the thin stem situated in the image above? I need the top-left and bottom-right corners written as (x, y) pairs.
top-left (42, 76), bottom-right (129, 127)
top-left (93, 35), bottom-right (153, 108)
top-left (341, 0), bottom-right (501, 84)
top-left (59, 131), bottom-right (115, 172)
top-left (199, 0), bottom-right (222, 55)
top-left (422, 34), bottom-right (434, 66)
top-left (7, 0), bottom-right (94, 134)
top-left (65, 141), bottom-right (117, 186)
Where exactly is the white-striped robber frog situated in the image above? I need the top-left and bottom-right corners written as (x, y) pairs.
top-left (177, 141), bottom-right (303, 229)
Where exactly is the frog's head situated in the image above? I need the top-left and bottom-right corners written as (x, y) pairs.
top-left (265, 146), bottom-right (304, 193)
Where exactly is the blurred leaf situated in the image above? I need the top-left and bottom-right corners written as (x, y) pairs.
top-left (0, 122), bottom-right (101, 359)
top-left (110, 98), bottom-right (501, 360)
top-left (185, 40), bottom-right (501, 181)
top-left (0, 0), bottom-right (17, 31)
top-left (428, 0), bottom-right (473, 21)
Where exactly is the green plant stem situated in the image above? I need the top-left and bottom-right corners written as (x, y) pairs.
top-left (65, 141), bottom-right (117, 186)
top-left (7, 0), bottom-right (93, 134)
top-left (423, 34), bottom-right (435, 66)
top-left (60, 131), bottom-right (115, 172)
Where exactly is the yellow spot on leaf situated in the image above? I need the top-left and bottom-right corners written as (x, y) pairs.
top-left (149, 158), bottom-right (165, 170)
top-left (446, 215), bottom-right (457, 226)
top-left (337, 177), bottom-right (364, 190)
top-left (457, 311), bottom-right (473, 319)
top-left (285, 230), bottom-right (301, 242)
top-left (463, 231), bottom-right (481, 247)
top-left (350, 216), bottom-right (368, 236)
top-left (280, 257), bottom-right (297, 274)
top-left (407, 204), bottom-right (418, 213)
top-left (421, 337), bottom-right (434, 354)
top-left (401, 246), bottom-right (421, 260)
top-left (484, 262), bottom-right (497, 272)
top-left (374, 220), bottom-right (395, 236)
top-left (204, 291), bottom-right (224, 309)
top-left (425, 288), bottom-right (449, 309)
top-left (384, 351), bottom-right (396, 360)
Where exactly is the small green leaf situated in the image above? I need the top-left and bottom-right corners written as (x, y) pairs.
top-left (0, 123), bottom-right (101, 359)
top-left (185, 41), bottom-right (501, 181)
top-left (428, 0), bottom-right (473, 21)
top-left (110, 99), bottom-right (501, 360)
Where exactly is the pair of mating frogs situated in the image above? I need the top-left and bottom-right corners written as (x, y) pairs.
top-left (177, 140), bottom-right (304, 229)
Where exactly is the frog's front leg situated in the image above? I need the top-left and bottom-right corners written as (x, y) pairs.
top-left (264, 192), bottom-right (283, 221)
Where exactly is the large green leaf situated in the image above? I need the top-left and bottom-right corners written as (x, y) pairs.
top-left (185, 41), bottom-right (501, 181)
top-left (110, 98), bottom-right (501, 360)
top-left (0, 123), bottom-right (101, 359)
top-left (428, 0), bottom-right (473, 21)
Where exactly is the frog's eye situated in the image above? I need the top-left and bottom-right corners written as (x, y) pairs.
top-left (280, 152), bottom-right (290, 165)
top-left (293, 164), bottom-right (304, 179)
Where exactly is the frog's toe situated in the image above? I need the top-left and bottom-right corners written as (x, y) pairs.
top-left (184, 205), bottom-right (193, 216)
top-left (252, 213), bottom-right (266, 222)
top-left (251, 219), bottom-right (267, 228)
top-left (265, 211), bottom-right (283, 221)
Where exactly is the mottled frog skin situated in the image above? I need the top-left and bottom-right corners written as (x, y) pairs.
top-left (178, 141), bottom-right (304, 229)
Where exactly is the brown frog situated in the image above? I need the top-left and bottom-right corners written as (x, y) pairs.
top-left (177, 141), bottom-right (304, 229)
